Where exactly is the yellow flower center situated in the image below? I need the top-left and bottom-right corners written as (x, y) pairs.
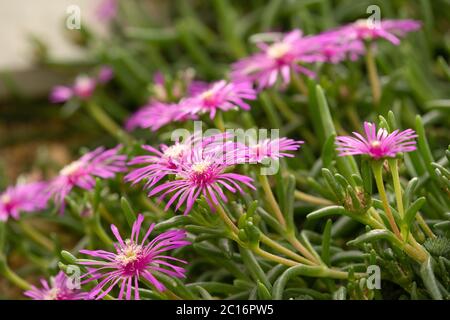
top-left (267, 42), bottom-right (291, 59)
top-left (371, 140), bottom-right (381, 148)
top-left (191, 160), bottom-right (211, 174)
top-left (116, 240), bottom-right (141, 265)
top-left (43, 288), bottom-right (59, 300)
top-left (1, 194), bottom-right (11, 204)
top-left (164, 144), bottom-right (188, 159)
top-left (60, 160), bottom-right (83, 176)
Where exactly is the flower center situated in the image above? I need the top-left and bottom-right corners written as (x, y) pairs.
top-left (60, 160), bottom-right (83, 176)
top-left (267, 42), bottom-right (291, 59)
top-left (1, 194), bottom-right (11, 205)
top-left (200, 89), bottom-right (218, 107)
top-left (164, 144), bottom-right (188, 159)
top-left (370, 140), bottom-right (381, 149)
top-left (191, 160), bottom-right (211, 174)
top-left (43, 288), bottom-right (59, 300)
top-left (116, 240), bottom-right (142, 266)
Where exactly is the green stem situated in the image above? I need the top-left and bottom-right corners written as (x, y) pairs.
top-left (372, 161), bottom-right (402, 240)
top-left (365, 43), bottom-right (381, 106)
top-left (213, 111), bottom-right (226, 132)
top-left (291, 72), bottom-right (309, 96)
top-left (214, 201), bottom-right (239, 235)
top-left (388, 159), bottom-right (405, 218)
top-left (0, 262), bottom-right (31, 290)
top-left (18, 220), bottom-right (54, 252)
top-left (86, 101), bottom-right (133, 143)
top-left (259, 234), bottom-right (315, 266)
top-left (416, 213), bottom-right (436, 239)
top-left (294, 190), bottom-right (334, 206)
top-left (258, 175), bottom-right (286, 228)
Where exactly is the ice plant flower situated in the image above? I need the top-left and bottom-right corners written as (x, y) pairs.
top-left (126, 133), bottom-right (233, 190)
top-left (231, 30), bottom-right (319, 89)
top-left (97, 66), bottom-right (114, 84)
top-left (245, 137), bottom-right (304, 163)
top-left (125, 101), bottom-right (196, 132)
top-left (96, 0), bottom-right (118, 22)
top-left (49, 75), bottom-right (97, 103)
top-left (0, 182), bottom-right (48, 222)
top-left (335, 122), bottom-right (417, 159)
top-left (146, 141), bottom-right (255, 215)
top-left (24, 271), bottom-right (88, 300)
top-left (335, 19), bottom-right (421, 46)
top-left (79, 214), bottom-right (189, 299)
top-left (47, 146), bottom-right (127, 211)
top-left (179, 80), bottom-right (256, 119)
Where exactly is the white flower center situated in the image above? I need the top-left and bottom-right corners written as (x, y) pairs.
top-left (267, 42), bottom-right (291, 59)
top-left (164, 144), bottom-right (188, 159)
top-left (60, 160), bottom-right (83, 176)
top-left (370, 140), bottom-right (381, 148)
top-left (1, 194), bottom-right (11, 204)
top-left (200, 89), bottom-right (215, 100)
top-left (116, 240), bottom-right (141, 265)
top-left (43, 288), bottom-right (59, 300)
top-left (191, 160), bottom-right (211, 174)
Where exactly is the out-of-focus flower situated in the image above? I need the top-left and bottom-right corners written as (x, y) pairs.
top-left (73, 76), bottom-right (97, 100)
top-left (49, 86), bottom-right (73, 103)
top-left (96, 0), bottom-right (118, 22)
top-left (0, 182), bottom-right (48, 222)
top-left (47, 146), bottom-right (127, 211)
top-left (125, 101), bottom-right (196, 132)
top-left (178, 80), bottom-right (256, 119)
top-left (336, 122), bottom-right (417, 159)
top-left (79, 214), bottom-right (189, 299)
top-left (50, 75), bottom-right (97, 103)
top-left (245, 138), bottom-right (304, 163)
top-left (231, 30), bottom-right (320, 89)
top-left (97, 66), bottom-right (114, 84)
top-left (24, 271), bottom-right (88, 300)
top-left (334, 19), bottom-right (421, 45)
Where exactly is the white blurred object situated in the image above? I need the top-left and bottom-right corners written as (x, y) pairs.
top-left (0, 0), bottom-right (109, 70)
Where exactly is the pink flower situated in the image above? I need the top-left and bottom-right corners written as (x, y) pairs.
top-left (335, 19), bottom-right (421, 45)
top-left (73, 76), bottom-right (97, 100)
top-left (79, 214), bottom-right (189, 299)
top-left (245, 138), bottom-right (304, 163)
top-left (179, 80), bottom-right (256, 119)
top-left (49, 86), bottom-right (73, 103)
top-left (125, 101), bottom-right (196, 132)
top-left (48, 146), bottom-right (127, 211)
top-left (96, 0), bottom-right (118, 22)
top-left (50, 75), bottom-right (97, 103)
top-left (231, 30), bottom-right (319, 89)
top-left (335, 122), bottom-right (417, 159)
top-left (145, 140), bottom-right (255, 215)
top-left (24, 271), bottom-right (88, 300)
top-left (0, 182), bottom-right (48, 221)
top-left (97, 66), bottom-right (114, 84)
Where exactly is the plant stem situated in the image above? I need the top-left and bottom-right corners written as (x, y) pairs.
top-left (286, 234), bottom-right (322, 265)
top-left (259, 234), bottom-right (315, 266)
top-left (388, 159), bottom-right (405, 218)
top-left (291, 72), bottom-right (309, 96)
top-left (18, 220), bottom-right (54, 252)
top-left (254, 247), bottom-right (300, 267)
top-left (0, 263), bottom-right (31, 290)
top-left (365, 43), bottom-right (381, 106)
top-left (416, 213), bottom-right (436, 239)
top-left (214, 201), bottom-right (239, 235)
top-left (258, 175), bottom-right (287, 228)
top-left (213, 111), bottom-right (226, 132)
top-left (86, 101), bottom-right (133, 143)
top-left (294, 190), bottom-right (334, 206)
top-left (372, 162), bottom-right (402, 240)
